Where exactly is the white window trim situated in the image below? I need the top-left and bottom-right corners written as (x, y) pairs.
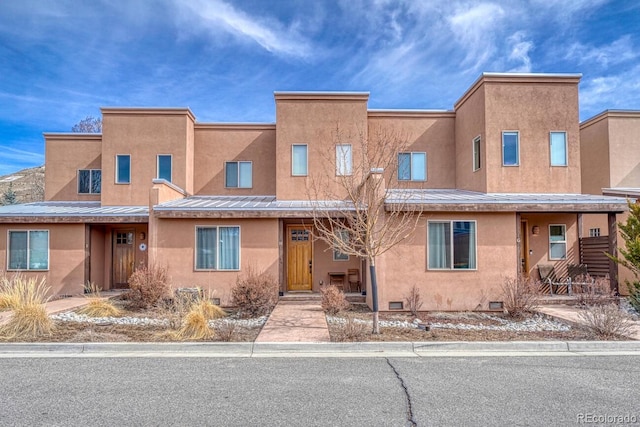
top-left (292, 144), bottom-right (308, 176)
top-left (502, 131), bottom-right (520, 167)
top-left (548, 224), bottom-right (567, 260)
top-left (115, 154), bottom-right (131, 184)
top-left (398, 152), bottom-right (427, 181)
top-left (335, 144), bottom-right (353, 176)
top-left (6, 229), bottom-right (50, 271)
top-left (472, 136), bottom-right (481, 172)
top-left (549, 131), bottom-right (568, 167)
top-left (224, 161), bottom-right (253, 189)
top-left (427, 220), bottom-right (478, 271)
top-left (589, 228), bottom-right (601, 237)
top-left (77, 169), bottom-right (101, 194)
top-left (194, 225), bottom-right (241, 271)
top-left (332, 229), bottom-right (350, 261)
top-left (156, 154), bottom-right (172, 182)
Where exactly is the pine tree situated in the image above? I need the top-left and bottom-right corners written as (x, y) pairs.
top-left (1, 182), bottom-right (18, 205)
top-left (612, 201), bottom-right (640, 312)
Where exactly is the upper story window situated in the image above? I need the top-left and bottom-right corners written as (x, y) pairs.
top-left (549, 224), bottom-right (567, 260)
top-left (502, 131), bottom-right (519, 166)
top-left (428, 221), bottom-right (477, 270)
top-left (8, 230), bottom-right (49, 270)
top-left (550, 132), bottom-right (567, 166)
top-left (157, 155), bottom-right (172, 182)
top-left (292, 144), bottom-right (308, 176)
top-left (225, 161), bottom-right (252, 188)
top-left (398, 152), bottom-right (426, 181)
top-left (78, 169), bottom-right (101, 194)
top-left (336, 144), bottom-right (352, 176)
top-left (195, 226), bottom-right (240, 270)
top-left (115, 154), bottom-right (131, 184)
top-left (473, 136), bottom-right (481, 171)
top-left (589, 228), bottom-right (600, 237)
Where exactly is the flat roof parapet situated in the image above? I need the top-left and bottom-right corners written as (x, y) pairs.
top-left (274, 92), bottom-right (370, 101)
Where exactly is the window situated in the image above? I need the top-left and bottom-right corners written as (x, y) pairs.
top-left (550, 132), bottom-right (567, 166)
top-left (398, 152), bottom-right (427, 181)
top-left (115, 155), bottom-right (131, 184)
top-left (473, 136), bottom-right (481, 171)
top-left (589, 228), bottom-right (601, 237)
top-left (333, 229), bottom-right (350, 261)
top-left (157, 155), bottom-right (172, 182)
top-left (336, 144), bottom-right (352, 176)
top-left (195, 226), bottom-right (240, 270)
top-left (502, 131), bottom-right (519, 166)
top-left (292, 145), bottom-right (308, 176)
top-left (78, 169), bottom-right (101, 194)
top-left (549, 225), bottom-right (567, 260)
top-left (8, 230), bottom-right (49, 270)
top-left (225, 161), bottom-right (252, 188)
top-left (428, 221), bottom-right (476, 270)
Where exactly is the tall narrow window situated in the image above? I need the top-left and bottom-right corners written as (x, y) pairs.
top-left (157, 155), bottom-right (172, 182)
top-left (8, 230), bottom-right (49, 270)
top-left (116, 155), bottom-right (131, 184)
top-left (292, 145), bottom-right (308, 176)
top-left (336, 144), bottom-right (352, 176)
top-left (333, 229), bottom-right (350, 261)
top-left (502, 131), bottom-right (519, 166)
top-left (398, 152), bottom-right (427, 181)
top-left (195, 226), bottom-right (240, 270)
top-left (225, 161), bottom-right (252, 188)
top-left (78, 169), bottom-right (101, 194)
top-left (550, 132), bottom-right (567, 166)
top-left (428, 221), bottom-right (476, 270)
top-left (549, 224), bottom-right (567, 260)
top-left (473, 136), bottom-right (481, 171)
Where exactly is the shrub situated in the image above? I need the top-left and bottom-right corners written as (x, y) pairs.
top-left (334, 315), bottom-right (368, 342)
top-left (127, 265), bottom-right (170, 308)
top-left (320, 284), bottom-right (350, 315)
top-left (77, 282), bottom-right (122, 317)
top-left (0, 276), bottom-right (53, 339)
top-left (573, 276), bottom-right (616, 307)
top-left (231, 267), bottom-right (278, 318)
top-left (175, 307), bottom-right (214, 340)
top-left (0, 275), bottom-right (18, 310)
top-left (628, 281), bottom-right (640, 313)
top-left (193, 298), bottom-right (226, 320)
top-left (404, 285), bottom-right (424, 316)
top-left (578, 304), bottom-right (634, 339)
top-left (500, 275), bottom-right (541, 318)
top-left (215, 321), bottom-right (237, 342)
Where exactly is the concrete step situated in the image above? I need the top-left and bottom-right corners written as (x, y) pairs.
top-left (536, 295), bottom-right (580, 305)
top-left (346, 295), bottom-right (366, 303)
top-left (279, 293), bottom-right (321, 302)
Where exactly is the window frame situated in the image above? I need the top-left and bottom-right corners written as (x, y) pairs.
top-left (77, 169), bottom-right (102, 194)
top-left (115, 154), bottom-right (131, 184)
top-left (502, 131), bottom-right (520, 167)
top-left (335, 144), bottom-right (353, 176)
top-left (332, 229), bottom-right (350, 261)
top-left (472, 136), bottom-right (481, 172)
top-left (398, 152), bottom-right (427, 181)
top-left (549, 224), bottom-right (567, 260)
top-left (194, 225), bottom-right (241, 271)
top-left (549, 131), bottom-right (568, 167)
top-left (157, 154), bottom-right (172, 182)
top-left (7, 229), bottom-right (50, 271)
top-left (427, 220), bottom-right (477, 271)
top-left (589, 228), bottom-right (601, 237)
top-left (225, 161), bottom-right (253, 189)
top-left (292, 144), bottom-right (308, 176)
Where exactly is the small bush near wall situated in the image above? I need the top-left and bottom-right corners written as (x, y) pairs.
top-left (500, 275), bottom-right (541, 318)
top-left (127, 265), bottom-right (170, 308)
top-left (320, 284), bottom-right (350, 315)
top-left (578, 304), bottom-right (633, 339)
top-left (231, 266), bottom-right (278, 318)
top-left (573, 276), bottom-right (616, 307)
top-left (404, 285), bottom-right (424, 316)
top-left (0, 275), bottom-right (53, 340)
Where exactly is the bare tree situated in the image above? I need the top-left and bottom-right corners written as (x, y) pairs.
top-left (72, 116), bottom-right (102, 133)
top-left (309, 126), bottom-right (423, 333)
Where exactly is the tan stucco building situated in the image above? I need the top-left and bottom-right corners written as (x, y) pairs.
top-left (0, 73), bottom-right (630, 310)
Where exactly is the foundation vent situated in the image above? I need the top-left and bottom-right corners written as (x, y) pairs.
top-left (488, 301), bottom-right (504, 310)
top-left (389, 301), bottom-right (404, 310)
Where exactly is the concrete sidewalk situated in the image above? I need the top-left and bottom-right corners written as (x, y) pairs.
top-left (255, 300), bottom-right (330, 342)
top-left (536, 304), bottom-right (640, 340)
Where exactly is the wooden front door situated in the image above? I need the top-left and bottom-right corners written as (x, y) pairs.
top-left (113, 230), bottom-right (135, 289)
top-left (287, 225), bottom-right (313, 291)
top-left (520, 220), bottom-right (530, 277)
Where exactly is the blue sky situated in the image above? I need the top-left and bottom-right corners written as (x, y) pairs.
top-left (0, 0), bottom-right (639, 175)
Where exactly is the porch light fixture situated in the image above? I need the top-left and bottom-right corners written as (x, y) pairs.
top-left (139, 232), bottom-right (146, 240)
top-left (532, 226), bottom-right (540, 236)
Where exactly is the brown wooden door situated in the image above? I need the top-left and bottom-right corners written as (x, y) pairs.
top-left (113, 230), bottom-right (135, 288)
top-left (287, 225), bottom-right (313, 291)
top-left (520, 220), bottom-right (530, 277)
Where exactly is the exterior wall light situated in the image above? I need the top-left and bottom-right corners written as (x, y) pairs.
top-left (532, 226), bottom-right (540, 235)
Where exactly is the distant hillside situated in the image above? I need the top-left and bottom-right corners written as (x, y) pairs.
top-left (0, 166), bottom-right (45, 205)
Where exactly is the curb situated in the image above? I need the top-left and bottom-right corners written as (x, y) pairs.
top-left (2, 341), bottom-right (640, 356)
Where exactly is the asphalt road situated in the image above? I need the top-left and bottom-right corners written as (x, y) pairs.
top-left (0, 356), bottom-right (638, 426)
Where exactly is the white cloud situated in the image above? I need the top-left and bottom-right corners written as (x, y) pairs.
top-left (580, 64), bottom-right (640, 118)
top-left (506, 32), bottom-right (534, 72)
top-left (565, 35), bottom-right (638, 68)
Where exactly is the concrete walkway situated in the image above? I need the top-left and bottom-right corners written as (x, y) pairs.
top-left (255, 300), bottom-right (330, 342)
top-left (537, 304), bottom-right (640, 340)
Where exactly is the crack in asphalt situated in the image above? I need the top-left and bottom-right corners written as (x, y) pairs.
top-left (386, 358), bottom-right (417, 427)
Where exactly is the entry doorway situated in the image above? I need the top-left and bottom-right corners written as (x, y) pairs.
top-left (520, 220), bottom-right (530, 276)
top-left (286, 225), bottom-right (313, 291)
top-left (113, 229), bottom-right (135, 289)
